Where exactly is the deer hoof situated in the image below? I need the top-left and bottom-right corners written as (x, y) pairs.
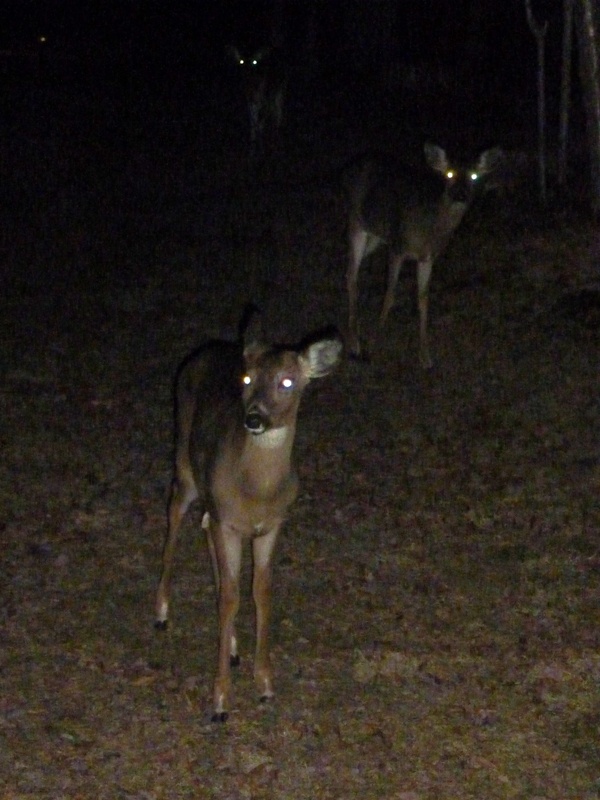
top-left (154, 619), bottom-right (168, 631)
top-left (211, 711), bottom-right (229, 723)
top-left (230, 654), bottom-right (240, 667)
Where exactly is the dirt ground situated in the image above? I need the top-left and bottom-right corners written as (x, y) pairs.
top-left (1, 57), bottom-right (599, 800)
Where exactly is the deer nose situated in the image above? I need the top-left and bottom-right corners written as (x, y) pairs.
top-left (448, 180), bottom-right (472, 203)
top-left (245, 410), bottom-right (267, 434)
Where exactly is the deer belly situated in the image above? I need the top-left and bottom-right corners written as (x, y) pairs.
top-left (212, 480), bottom-right (298, 537)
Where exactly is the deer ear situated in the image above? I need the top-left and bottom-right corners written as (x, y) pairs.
top-left (226, 45), bottom-right (242, 64)
top-left (252, 46), bottom-right (271, 63)
top-left (243, 342), bottom-right (266, 368)
top-left (301, 333), bottom-right (343, 379)
top-left (476, 148), bottom-right (504, 175)
top-left (424, 143), bottom-right (449, 175)
top-left (238, 303), bottom-right (263, 349)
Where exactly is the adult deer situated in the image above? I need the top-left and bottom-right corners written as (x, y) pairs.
top-left (346, 143), bottom-right (503, 368)
top-left (155, 309), bottom-right (342, 721)
top-left (227, 45), bottom-right (287, 154)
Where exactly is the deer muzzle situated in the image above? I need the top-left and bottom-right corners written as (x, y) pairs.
top-left (244, 405), bottom-right (269, 434)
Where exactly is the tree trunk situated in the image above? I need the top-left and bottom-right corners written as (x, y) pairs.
top-left (575, 0), bottom-right (600, 213)
top-left (525, 0), bottom-right (548, 204)
top-left (559, 0), bottom-right (574, 187)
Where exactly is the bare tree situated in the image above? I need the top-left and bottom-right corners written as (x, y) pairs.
top-left (575, 0), bottom-right (600, 214)
top-left (559, 0), bottom-right (575, 187)
top-left (525, 0), bottom-right (549, 203)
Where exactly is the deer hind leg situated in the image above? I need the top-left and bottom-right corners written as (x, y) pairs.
top-left (252, 527), bottom-right (279, 702)
top-left (347, 225), bottom-right (370, 357)
top-left (416, 255), bottom-right (434, 369)
top-left (155, 469), bottom-right (198, 628)
top-left (273, 85), bottom-right (285, 132)
top-left (380, 251), bottom-right (406, 327)
top-left (210, 522), bottom-right (243, 722)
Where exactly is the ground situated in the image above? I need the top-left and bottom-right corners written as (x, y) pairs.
top-left (1, 57), bottom-right (599, 800)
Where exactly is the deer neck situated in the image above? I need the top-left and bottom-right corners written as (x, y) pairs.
top-left (236, 423), bottom-right (297, 497)
top-left (433, 197), bottom-right (468, 244)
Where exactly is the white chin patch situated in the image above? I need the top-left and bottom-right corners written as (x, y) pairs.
top-left (253, 426), bottom-right (288, 449)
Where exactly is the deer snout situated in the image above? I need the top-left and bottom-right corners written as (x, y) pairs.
top-left (448, 181), bottom-right (472, 204)
top-left (244, 405), bottom-right (268, 434)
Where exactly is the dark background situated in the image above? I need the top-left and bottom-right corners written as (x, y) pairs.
top-left (0, 0), bottom-right (584, 296)
top-left (0, 0), bottom-right (568, 139)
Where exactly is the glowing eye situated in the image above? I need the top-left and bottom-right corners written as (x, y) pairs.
top-left (242, 375), bottom-right (252, 386)
top-left (238, 59), bottom-right (244, 65)
top-left (446, 170), bottom-right (454, 180)
top-left (470, 172), bottom-right (479, 181)
top-left (252, 59), bottom-right (258, 66)
top-left (279, 377), bottom-right (294, 391)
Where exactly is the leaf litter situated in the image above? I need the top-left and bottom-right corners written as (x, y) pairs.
top-left (1, 82), bottom-right (599, 800)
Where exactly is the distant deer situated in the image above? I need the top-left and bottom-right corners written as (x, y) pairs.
top-left (0, 32), bottom-right (48, 70)
top-left (227, 45), bottom-right (287, 154)
top-left (155, 309), bottom-right (342, 721)
top-left (346, 143), bottom-right (503, 368)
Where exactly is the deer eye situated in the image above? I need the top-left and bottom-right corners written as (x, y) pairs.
top-left (242, 375), bottom-right (252, 386)
top-left (445, 170), bottom-right (454, 180)
top-left (470, 172), bottom-right (479, 181)
top-left (278, 376), bottom-right (294, 391)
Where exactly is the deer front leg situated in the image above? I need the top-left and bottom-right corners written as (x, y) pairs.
top-left (204, 513), bottom-right (239, 666)
top-left (210, 522), bottom-right (242, 722)
top-left (416, 255), bottom-right (433, 369)
top-left (252, 526), bottom-right (280, 702)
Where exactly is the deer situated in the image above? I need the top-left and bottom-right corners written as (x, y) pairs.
top-left (154, 308), bottom-right (342, 722)
top-left (346, 143), bottom-right (504, 368)
top-left (227, 45), bottom-right (287, 155)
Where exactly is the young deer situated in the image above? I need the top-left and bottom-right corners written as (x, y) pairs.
top-left (227, 45), bottom-right (287, 154)
top-left (346, 143), bottom-right (503, 368)
top-left (155, 311), bottom-right (342, 722)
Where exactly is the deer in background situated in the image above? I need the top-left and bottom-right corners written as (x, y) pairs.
top-left (346, 143), bottom-right (504, 368)
top-left (227, 45), bottom-right (287, 155)
top-left (155, 308), bottom-right (342, 721)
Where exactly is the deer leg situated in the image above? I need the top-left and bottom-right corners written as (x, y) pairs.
top-left (211, 523), bottom-right (242, 722)
top-left (347, 225), bottom-right (369, 357)
top-left (380, 251), bottom-right (405, 327)
top-left (273, 85), bottom-right (285, 132)
top-left (416, 255), bottom-right (434, 369)
top-left (204, 513), bottom-right (239, 667)
top-left (252, 527), bottom-right (279, 702)
top-left (155, 472), bottom-right (198, 628)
